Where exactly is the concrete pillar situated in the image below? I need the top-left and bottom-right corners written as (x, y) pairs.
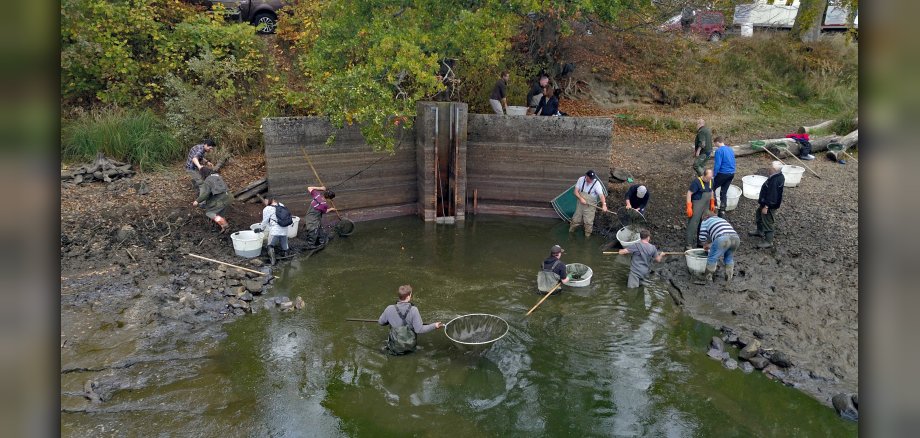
top-left (416, 101), bottom-right (468, 222)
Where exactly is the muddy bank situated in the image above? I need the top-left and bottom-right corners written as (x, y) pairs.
top-left (597, 136), bottom-right (858, 406)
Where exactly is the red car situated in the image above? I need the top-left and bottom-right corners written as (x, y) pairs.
top-left (659, 10), bottom-right (726, 42)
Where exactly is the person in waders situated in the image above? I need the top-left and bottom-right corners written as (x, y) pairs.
top-left (538, 245), bottom-right (571, 293)
top-left (685, 169), bottom-right (715, 250)
top-left (192, 167), bottom-right (232, 233)
top-left (570, 170), bottom-right (608, 238)
top-left (255, 195), bottom-right (293, 265)
top-left (749, 161), bottom-right (785, 249)
top-left (617, 229), bottom-right (664, 288)
top-left (377, 285), bottom-right (443, 355)
top-left (304, 185), bottom-right (335, 250)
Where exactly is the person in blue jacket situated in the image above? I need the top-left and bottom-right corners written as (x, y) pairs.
top-left (711, 136), bottom-right (736, 218)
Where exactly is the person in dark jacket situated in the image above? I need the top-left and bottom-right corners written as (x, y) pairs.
top-left (538, 245), bottom-right (570, 293)
top-left (488, 71), bottom-right (509, 115)
top-left (749, 161), bottom-right (785, 248)
top-left (693, 118), bottom-right (713, 176)
top-left (624, 184), bottom-right (650, 213)
top-left (192, 167), bottom-right (232, 233)
top-left (526, 75), bottom-right (550, 114)
top-left (711, 136), bottom-right (736, 217)
top-left (535, 88), bottom-right (561, 116)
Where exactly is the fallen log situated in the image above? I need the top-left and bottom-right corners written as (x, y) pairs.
top-left (825, 129), bottom-right (858, 162)
top-left (733, 135), bottom-right (841, 159)
top-left (801, 120), bottom-right (834, 134)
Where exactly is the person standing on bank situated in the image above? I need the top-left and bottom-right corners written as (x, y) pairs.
top-left (624, 184), bottom-right (650, 214)
top-left (693, 119), bottom-right (713, 176)
top-left (185, 139), bottom-right (216, 189)
top-left (570, 170), bottom-right (609, 238)
top-left (685, 169), bottom-right (714, 250)
top-left (378, 285), bottom-right (443, 355)
top-left (256, 195), bottom-right (293, 265)
top-left (711, 136), bottom-right (736, 218)
top-left (698, 210), bottom-right (741, 283)
top-left (526, 74), bottom-right (550, 115)
top-left (304, 185), bottom-right (336, 250)
top-left (750, 161), bottom-right (785, 249)
top-left (538, 245), bottom-right (570, 293)
top-left (192, 167), bottom-right (232, 233)
top-left (617, 229), bottom-right (664, 289)
top-left (489, 71), bottom-right (510, 115)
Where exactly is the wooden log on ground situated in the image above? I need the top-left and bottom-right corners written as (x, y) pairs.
top-left (825, 129), bottom-right (858, 162)
top-left (801, 120), bottom-right (834, 134)
top-left (733, 135), bottom-right (841, 159)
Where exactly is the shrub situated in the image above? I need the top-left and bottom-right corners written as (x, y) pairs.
top-left (62, 108), bottom-right (182, 171)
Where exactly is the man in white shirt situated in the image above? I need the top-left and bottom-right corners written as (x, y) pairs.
top-left (569, 170), bottom-right (608, 237)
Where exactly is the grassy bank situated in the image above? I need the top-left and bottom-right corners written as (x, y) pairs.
top-left (62, 108), bottom-right (184, 171)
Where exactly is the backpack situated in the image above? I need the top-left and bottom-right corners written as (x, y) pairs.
top-left (386, 303), bottom-right (418, 355)
top-left (273, 204), bottom-right (294, 227)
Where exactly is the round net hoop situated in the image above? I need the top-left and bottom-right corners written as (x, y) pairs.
top-left (617, 207), bottom-right (647, 231)
top-left (334, 219), bottom-right (355, 236)
top-left (444, 314), bottom-right (510, 346)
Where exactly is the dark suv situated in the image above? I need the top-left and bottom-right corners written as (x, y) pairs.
top-left (209, 1), bottom-right (288, 34)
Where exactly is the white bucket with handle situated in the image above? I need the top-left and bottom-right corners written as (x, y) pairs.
top-left (231, 230), bottom-right (263, 258)
top-left (782, 165), bottom-right (805, 187)
top-left (715, 184), bottom-right (742, 211)
top-left (742, 175), bottom-right (767, 200)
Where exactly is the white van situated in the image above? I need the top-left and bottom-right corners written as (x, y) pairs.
top-left (733, 0), bottom-right (858, 32)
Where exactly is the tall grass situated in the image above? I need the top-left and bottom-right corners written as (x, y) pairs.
top-left (62, 108), bottom-right (183, 171)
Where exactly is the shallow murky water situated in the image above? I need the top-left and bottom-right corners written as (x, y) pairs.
top-left (62, 216), bottom-right (856, 437)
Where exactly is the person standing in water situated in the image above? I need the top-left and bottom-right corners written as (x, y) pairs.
top-left (304, 185), bottom-right (335, 250)
top-left (617, 229), bottom-right (664, 288)
top-left (538, 245), bottom-right (570, 293)
top-left (570, 170), bottom-right (608, 238)
top-left (378, 285), bottom-right (443, 355)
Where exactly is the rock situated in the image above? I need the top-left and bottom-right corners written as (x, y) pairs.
top-left (722, 358), bottom-right (738, 370)
top-left (767, 351), bottom-right (792, 368)
top-left (244, 279), bottom-right (263, 293)
top-left (763, 364), bottom-right (785, 381)
top-left (226, 278), bottom-right (241, 287)
top-left (610, 167), bottom-right (633, 182)
top-left (238, 292), bottom-right (253, 302)
top-left (135, 181), bottom-right (150, 195)
top-left (288, 331), bottom-right (297, 338)
top-left (228, 298), bottom-right (250, 310)
top-left (116, 225), bottom-right (136, 241)
top-left (736, 335), bottom-right (753, 348)
top-left (177, 292), bottom-right (197, 309)
top-left (274, 296), bottom-right (290, 305)
top-left (740, 361), bottom-right (754, 374)
top-left (210, 270), bottom-right (225, 281)
top-left (279, 301), bottom-right (294, 311)
top-left (709, 336), bottom-right (724, 352)
top-left (725, 333), bottom-right (739, 345)
top-left (721, 351), bottom-right (730, 360)
top-left (748, 355), bottom-right (770, 370)
top-left (294, 296), bottom-right (305, 310)
top-left (706, 348), bottom-right (723, 360)
top-left (250, 259), bottom-right (265, 267)
top-left (831, 393), bottom-right (858, 421)
top-left (263, 300), bottom-right (274, 310)
top-left (753, 330), bottom-right (765, 339)
top-left (738, 339), bottom-right (761, 360)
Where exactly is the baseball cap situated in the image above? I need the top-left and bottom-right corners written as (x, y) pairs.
top-left (585, 170), bottom-right (597, 179)
top-left (637, 185), bottom-right (647, 198)
top-left (550, 245), bottom-right (564, 255)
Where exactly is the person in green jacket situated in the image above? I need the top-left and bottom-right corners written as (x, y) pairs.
top-left (192, 167), bottom-right (233, 233)
top-left (693, 118), bottom-right (713, 176)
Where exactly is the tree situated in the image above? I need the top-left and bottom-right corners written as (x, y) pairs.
top-left (791, 0), bottom-right (827, 43)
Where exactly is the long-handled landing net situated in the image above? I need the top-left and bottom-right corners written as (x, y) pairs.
top-left (444, 314), bottom-right (510, 346)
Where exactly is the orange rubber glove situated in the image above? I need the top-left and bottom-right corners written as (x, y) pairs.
top-left (709, 197), bottom-right (716, 212)
top-left (686, 201), bottom-right (693, 218)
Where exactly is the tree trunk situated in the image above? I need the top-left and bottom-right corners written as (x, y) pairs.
top-left (825, 129), bottom-right (858, 161)
top-left (791, 0), bottom-right (827, 43)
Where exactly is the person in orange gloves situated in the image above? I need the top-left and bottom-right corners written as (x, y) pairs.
top-left (685, 169), bottom-right (714, 250)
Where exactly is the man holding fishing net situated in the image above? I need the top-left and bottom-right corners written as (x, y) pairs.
top-left (378, 285), bottom-right (443, 355)
top-left (304, 185), bottom-right (335, 250)
top-left (537, 245), bottom-right (571, 293)
top-left (570, 170), bottom-right (608, 238)
top-left (617, 229), bottom-right (664, 288)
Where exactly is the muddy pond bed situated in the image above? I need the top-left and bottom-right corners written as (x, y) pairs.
top-left (61, 216), bottom-right (855, 436)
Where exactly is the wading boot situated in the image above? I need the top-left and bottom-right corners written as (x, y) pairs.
top-left (268, 245), bottom-right (276, 265)
top-left (705, 264), bottom-right (717, 283)
top-left (747, 229), bottom-right (764, 238)
top-left (756, 232), bottom-right (774, 249)
top-left (568, 223), bottom-right (578, 234)
top-left (725, 263), bottom-right (734, 283)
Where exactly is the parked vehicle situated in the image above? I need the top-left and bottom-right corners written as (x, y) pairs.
top-left (659, 10), bottom-right (726, 42)
top-left (733, 0), bottom-right (858, 32)
top-left (208, 0), bottom-right (288, 34)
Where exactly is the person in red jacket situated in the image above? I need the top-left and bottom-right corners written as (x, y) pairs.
top-left (786, 127), bottom-right (815, 160)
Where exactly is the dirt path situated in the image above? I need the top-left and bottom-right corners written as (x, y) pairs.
top-left (597, 131), bottom-right (858, 404)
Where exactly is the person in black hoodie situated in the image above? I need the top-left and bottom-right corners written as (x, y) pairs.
top-left (749, 161), bottom-right (785, 248)
top-left (535, 88), bottom-right (561, 116)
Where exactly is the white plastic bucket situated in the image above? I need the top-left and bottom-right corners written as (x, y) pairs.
top-left (286, 216), bottom-right (300, 238)
top-left (782, 165), bottom-right (805, 187)
top-left (684, 249), bottom-right (708, 274)
top-left (506, 106), bottom-right (528, 115)
top-left (742, 175), bottom-right (767, 200)
top-left (616, 227), bottom-right (641, 249)
top-left (250, 223), bottom-right (269, 244)
top-left (231, 230), bottom-right (263, 258)
top-left (740, 22), bottom-right (754, 37)
top-left (715, 184), bottom-right (743, 211)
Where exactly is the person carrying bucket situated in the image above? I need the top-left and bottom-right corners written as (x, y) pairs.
top-left (712, 136), bottom-right (736, 218)
top-left (685, 169), bottom-right (715, 250)
top-left (255, 195), bottom-right (293, 265)
top-left (304, 185), bottom-right (335, 250)
top-left (617, 229), bottom-right (664, 288)
top-left (191, 167), bottom-right (232, 233)
top-left (377, 285), bottom-right (443, 355)
top-left (698, 210), bottom-right (741, 283)
top-left (570, 170), bottom-right (608, 238)
top-left (538, 245), bottom-right (571, 293)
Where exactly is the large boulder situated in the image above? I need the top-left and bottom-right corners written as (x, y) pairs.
top-left (831, 393), bottom-right (858, 421)
top-left (748, 355), bottom-right (770, 370)
top-left (244, 279), bottom-right (264, 294)
top-left (738, 339), bottom-right (761, 360)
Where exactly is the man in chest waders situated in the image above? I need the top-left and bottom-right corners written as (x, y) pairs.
top-left (377, 285), bottom-right (443, 355)
top-left (304, 186), bottom-right (335, 250)
top-left (537, 245), bottom-right (571, 293)
top-left (570, 170), bottom-right (608, 238)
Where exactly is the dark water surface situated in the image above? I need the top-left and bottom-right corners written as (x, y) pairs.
top-left (62, 216), bottom-right (856, 437)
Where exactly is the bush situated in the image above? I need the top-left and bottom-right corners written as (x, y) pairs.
top-left (62, 108), bottom-right (182, 171)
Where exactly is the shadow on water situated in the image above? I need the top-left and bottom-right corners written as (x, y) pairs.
top-left (64, 216), bottom-right (857, 437)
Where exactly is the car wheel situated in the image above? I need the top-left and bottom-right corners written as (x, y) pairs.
top-left (252, 12), bottom-right (277, 34)
top-left (708, 32), bottom-right (722, 42)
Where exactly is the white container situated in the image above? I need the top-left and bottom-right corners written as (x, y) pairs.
top-left (250, 223), bottom-right (269, 244)
top-left (566, 263), bottom-right (593, 287)
top-left (616, 227), bottom-right (641, 249)
top-left (740, 22), bottom-right (754, 37)
top-left (684, 249), bottom-right (708, 274)
top-left (286, 216), bottom-right (300, 238)
top-left (782, 165), bottom-right (805, 187)
top-left (741, 175), bottom-right (767, 200)
top-left (231, 230), bottom-right (263, 258)
top-left (506, 106), bottom-right (528, 116)
top-left (715, 184), bottom-right (743, 211)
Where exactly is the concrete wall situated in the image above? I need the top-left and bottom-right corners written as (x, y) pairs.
top-left (416, 102), bottom-right (468, 221)
top-left (262, 117), bottom-right (417, 221)
top-left (466, 115), bottom-right (613, 217)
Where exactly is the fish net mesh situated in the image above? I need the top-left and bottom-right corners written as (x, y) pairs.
top-left (445, 314), bottom-right (509, 345)
top-left (566, 263), bottom-right (590, 280)
top-left (617, 207), bottom-right (647, 231)
top-left (334, 219), bottom-right (355, 236)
